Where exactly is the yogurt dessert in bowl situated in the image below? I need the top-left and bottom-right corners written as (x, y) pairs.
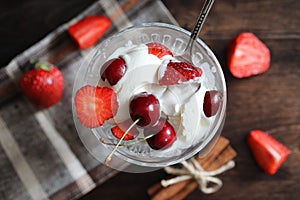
top-left (72, 23), bottom-right (226, 173)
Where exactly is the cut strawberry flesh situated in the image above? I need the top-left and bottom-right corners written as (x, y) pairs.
top-left (158, 61), bottom-right (202, 85)
top-left (68, 15), bottom-right (111, 49)
top-left (227, 32), bottom-right (270, 78)
top-left (74, 85), bottom-right (118, 128)
top-left (247, 130), bottom-right (290, 175)
top-left (111, 119), bottom-right (139, 140)
top-left (147, 42), bottom-right (173, 58)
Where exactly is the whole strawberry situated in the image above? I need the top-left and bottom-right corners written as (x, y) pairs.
top-left (21, 62), bottom-right (64, 108)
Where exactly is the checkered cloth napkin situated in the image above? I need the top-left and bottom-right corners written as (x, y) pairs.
top-left (0, 0), bottom-right (176, 199)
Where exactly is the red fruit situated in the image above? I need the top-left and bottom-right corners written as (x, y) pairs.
top-left (101, 58), bottom-right (126, 85)
top-left (68, 15), bottom-right (111, 49)
top-left (227, 32), bottom-right (270, 78)
top-left (247, 130), bottom-right (290, 175)
top-left (147, 42), bottom-right (173, 58)
top-left (111, 119), bottom-right (139, 140)
top-left (74, 85), bottom-right (118, 128)
top-left (129, 92), bottom-right (160, 127)
top-left (20, 62), bottom-right (64, 108)
top-left (158, 61), bottom-right (202, 85)
top-left (203, 90), bottom-right (222, 117)
top-left (145, 119), bottom-right (176, 150)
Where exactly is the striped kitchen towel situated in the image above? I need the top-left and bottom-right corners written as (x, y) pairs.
top-left (0, 0), bottom-right (177, 200)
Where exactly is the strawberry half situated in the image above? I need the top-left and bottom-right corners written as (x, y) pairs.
top-left (68, 15), bottom-right (111, 49)
top-left (227, 32), bottom-right (271, 78)
top-left (20, 62), bottom-right (64, 108)
top-left (74, 85), bottom-right (118, 128)
top-left (111, 119), bottom-right (139, 140)
top-left (158, 61), bottom-right (202, 85)
top-left (147, 42), bottom-right (173, 58)
top-left (247, 130), bottom-right (290, 175)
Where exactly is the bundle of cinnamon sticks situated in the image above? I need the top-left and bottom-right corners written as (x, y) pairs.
top-left (147, 136), bottom-right (237, 200)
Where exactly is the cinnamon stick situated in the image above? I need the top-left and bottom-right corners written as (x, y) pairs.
top-left (203, 145), bottom-right (237, 171)
top-left (147, 175), bottom-right (174, 196)
top-left (197, 137), bottom-right (229, 169)
top-left (150, 179), bottom-right (191, 200)
top-left (147, 136), bottom-right (237, 200)
top-left (147, 137), bottom-right (228, 197)
top-left (147, 182), bottom-right (162, 197)
top-left (169, 180), bottom-right (197, 200)
top-left (174, 145), bottom-right (237, 200)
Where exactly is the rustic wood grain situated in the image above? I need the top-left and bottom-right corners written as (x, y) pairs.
top-left (0, 0), bottom-right (299, 199)
top-left (81, 0), bottom-right (300, 199)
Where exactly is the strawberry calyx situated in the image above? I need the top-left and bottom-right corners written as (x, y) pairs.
top-left (34, 61), bottom-right (52, 71)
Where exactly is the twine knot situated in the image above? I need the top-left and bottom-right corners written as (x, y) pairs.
top-left (161, 158), bottom-right (235, 194)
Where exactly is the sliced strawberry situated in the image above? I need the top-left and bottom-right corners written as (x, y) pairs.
top-left (158, 61), bottom-right (202, 85)
top-left (147, 42), bottom-right (173, 58)
top-left (74, 85), bottom-right (118, 128)
top-left (68, 15), bottom-right (111, 49)
top-left (111, 119), bottom-right (139, 140)
top-left (227, 32), bottom-right (271, 78)
top-left (247, 130), bottom-right (290, 175)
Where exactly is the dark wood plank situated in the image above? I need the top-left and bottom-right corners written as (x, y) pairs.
top-left (0, 0), bottom-right (97, 67)
top-left (0, 0), bottom-right (299, 199)
top-left (81, 0), bottom-right (300, 199)
top-left (163, 0), bottom-right (300, 40)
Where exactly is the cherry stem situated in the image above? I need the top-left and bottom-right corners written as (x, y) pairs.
top-left (105, 118), bottom-right (140, 165)
top-left (100, 133), bottom-right (156, 146)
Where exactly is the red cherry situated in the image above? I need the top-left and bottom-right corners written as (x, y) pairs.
top-left (129, 92), bottom-right (160, 127)
top-left (203, 90), bottom-right (222, 117)
top-left (144, 119), bottom-right (176, 150)
top-left (101, 58), bottom-right (126, 85)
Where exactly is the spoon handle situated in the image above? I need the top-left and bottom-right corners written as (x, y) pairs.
top-left (190, 0), bottom-right (215, 41)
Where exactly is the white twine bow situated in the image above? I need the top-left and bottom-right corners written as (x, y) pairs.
top-left (161, 158), bottom-right (235, 194)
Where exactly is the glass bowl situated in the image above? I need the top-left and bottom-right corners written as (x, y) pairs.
top-left (72, 22), bottom-right (226, 173)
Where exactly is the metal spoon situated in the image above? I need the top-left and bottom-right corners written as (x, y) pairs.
top-left (177, 0), bottom-right (215, 63)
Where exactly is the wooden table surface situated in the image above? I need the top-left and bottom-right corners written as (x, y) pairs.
top-left (1, 0), bottom-right (299, 199)
top-left (81, 0), bottom-right (300, 199)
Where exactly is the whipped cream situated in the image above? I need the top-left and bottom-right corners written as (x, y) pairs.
top-left (160, 84), bottom-right (200, 116)
top-left (179, 85), bottom-right (210, 144)
top-left (99, 42), bottom-right (215, 151)
top-left (109, 44), bottom-right (164, 124)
